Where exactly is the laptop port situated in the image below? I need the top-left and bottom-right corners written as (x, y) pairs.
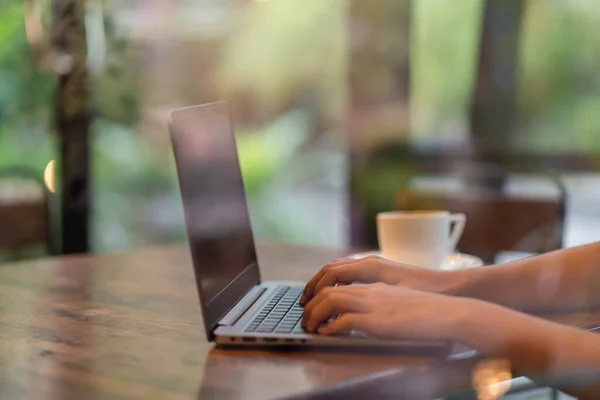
top-left (242, 337), bottom-right (256, 342)
top-left (284, 339), bottom-right (295, 343)
top-left (263, 338), bottom-right (278, 343)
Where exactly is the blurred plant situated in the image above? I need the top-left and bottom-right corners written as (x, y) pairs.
top-left (216, 0), bottom-right (346, 124)
top-left (516, 0), bottom-right (600, 154)
top-left (0, 0), bottom-right (55, 171)
top-left (236, 109), bottom-right (318, 239)
top-left (90, 0), bottom-right (141, 125)
top-left (411, 0), bottom-right (483, 141)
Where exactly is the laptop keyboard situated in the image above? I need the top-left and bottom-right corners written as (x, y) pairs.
top-left (244, 286), bottom-right (305, 334)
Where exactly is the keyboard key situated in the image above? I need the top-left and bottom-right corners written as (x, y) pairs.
top-left (279, 325), bottom-right (295, 330)
top-left (244, 286), bottom-right (309, 334)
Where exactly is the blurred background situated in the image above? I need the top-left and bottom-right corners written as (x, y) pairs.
top-left (2, 0), bottom-right (600, 261)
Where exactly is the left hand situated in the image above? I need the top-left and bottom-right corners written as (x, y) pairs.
top-left (301, 283), bottom-right (472, 341)
top-left (299, 255), bottom-right (462, 306)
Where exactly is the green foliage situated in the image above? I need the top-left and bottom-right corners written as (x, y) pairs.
top-left (236, 110), bottom-right (311, 195)
top-left (516, 0), bottom-right (600, 153)
top-left (217, 0), bottom-right (346, 119)
top-left (411, 0), bottom-right (483, 137)
top-left (91, 40), bottom-right (141, 124)
top-left (0, 1), bottom-right (54, 130)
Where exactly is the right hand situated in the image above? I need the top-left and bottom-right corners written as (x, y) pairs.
top-left (300, 255), bottom-right (464, 306)
top-left (301, 283), bottom-right (473, 340)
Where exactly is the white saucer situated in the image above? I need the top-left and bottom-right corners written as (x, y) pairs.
top-left (347, 251), bottom-right (484, 270)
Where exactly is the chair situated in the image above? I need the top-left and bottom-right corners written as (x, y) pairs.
top-left (0, 166), bottom-right (54, 260)
top-left (395, 166), bottom-right (567, 264)
top-left (349, 160), bottom-right (567, 265)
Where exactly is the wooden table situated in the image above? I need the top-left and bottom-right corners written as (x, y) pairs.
top-left (0, 242), bottom-right (598, 400)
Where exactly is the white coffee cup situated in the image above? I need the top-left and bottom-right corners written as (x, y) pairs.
top-left (376, 210), bottom-right (466, 269)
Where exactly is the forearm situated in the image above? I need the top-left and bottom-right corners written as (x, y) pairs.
top-left (453, 242), bottom-right (600, 312)
top-left (452, 299), bottom-right (600, 398)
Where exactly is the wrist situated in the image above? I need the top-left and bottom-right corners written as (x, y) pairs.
top-left (446, 297), bottom-right (552, 359)
top-left (435, 268), bottom-right (475, 297)
top-left (442, 262), bottom-right (503, 299)
top-left (444, 297), bottom-right (489, 343)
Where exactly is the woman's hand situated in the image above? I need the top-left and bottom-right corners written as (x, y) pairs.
top-left (301, 282), bottom-right (600, 399)
top-left (300, 256), bottom-right (465, 306)
top-left (301, 283), bottom-right (472, 341)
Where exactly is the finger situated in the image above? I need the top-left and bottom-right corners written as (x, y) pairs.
top-left (312, 262), bottom-right (381, 298)
top-left (318, 314), bottom-right (362, 336)
top-left (302, 285), bottom-right (357, 320)
top-left (303, 291), bottom-right (365, 332)
top-left (300, 258), bottom-right (360, 305)
top-left (301, 258), bottom-right (355, 303)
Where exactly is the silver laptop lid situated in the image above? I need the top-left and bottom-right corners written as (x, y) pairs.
top-left (169, 102), bottom-right (261, 341)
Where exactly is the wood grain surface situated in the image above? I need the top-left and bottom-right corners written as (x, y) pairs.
top-left (0, 242), bottom-right (598, 400)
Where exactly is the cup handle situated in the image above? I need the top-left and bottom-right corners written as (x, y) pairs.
top-left (449, 213), bottom-right (466, 253)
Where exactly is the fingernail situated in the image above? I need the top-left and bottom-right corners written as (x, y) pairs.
top-left (299, 295), bottom-right (305, 305)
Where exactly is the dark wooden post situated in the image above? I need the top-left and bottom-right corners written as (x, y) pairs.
top-left (469, 0), bottom-right (524, 187)
top-left (52, 0), bottom-right (91, 254)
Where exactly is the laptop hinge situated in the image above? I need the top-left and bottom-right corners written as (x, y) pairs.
top-left (219, 285), bottom-right (267, 327)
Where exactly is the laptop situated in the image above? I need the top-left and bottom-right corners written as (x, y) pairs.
top-left (168, 102), bottom-right (447, 349)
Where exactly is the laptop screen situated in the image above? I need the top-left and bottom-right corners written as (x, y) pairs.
top-left (169, 102), bottom-right (261, 340)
